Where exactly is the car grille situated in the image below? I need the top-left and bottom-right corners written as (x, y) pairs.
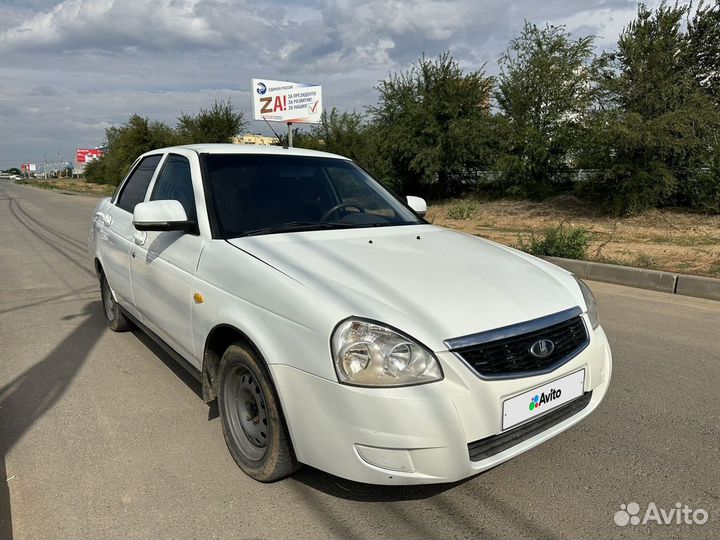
top-left (445, 308), bottom-right (589, 379)
top-left (467, 391), bottom-right (593, 461)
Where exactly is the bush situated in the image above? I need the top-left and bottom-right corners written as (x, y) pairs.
top-left (683, 167), bottom-right (720, 214)
top-left (446, 201), bottom-right (479, 219)
top-left (176, 99), bottom-right (244, 144)
top-left (517, 223), bottom-right (590, 260)
top-left (84, 115), bottom-right (178, 186)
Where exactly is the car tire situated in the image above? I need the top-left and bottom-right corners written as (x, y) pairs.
top-left (100, 272), bottom-right (133, 332)
top-left (218, 343), bottom-right (300, 482)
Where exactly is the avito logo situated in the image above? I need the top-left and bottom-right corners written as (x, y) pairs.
top-left (529, 388), bottom-right (561, 411)
top-left (256, 82), bottom-right (267, 95)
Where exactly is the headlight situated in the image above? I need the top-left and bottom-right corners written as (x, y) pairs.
top-left (575, 277), bottom-right (599, 329)
top-left (331, 319), bottom-right (443, 387)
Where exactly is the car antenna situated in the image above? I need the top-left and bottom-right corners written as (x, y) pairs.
top-left (264, 119), bottom-right (286, 149)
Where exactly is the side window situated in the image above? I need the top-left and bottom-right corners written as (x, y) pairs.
top-left (116, 155), bottom-right (162, 213)
top-left (150, 155), bottom-right (196, 221)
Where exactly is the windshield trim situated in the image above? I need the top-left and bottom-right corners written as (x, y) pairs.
top-left (234, 221), bottom-right (427, 239)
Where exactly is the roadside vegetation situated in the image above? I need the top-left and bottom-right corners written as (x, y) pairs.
top-left (428, 195), bottom-right (720, 277)
top-left (15, 178), bottom-right (115, 196)
top-left (516, 224), bottom-right (591, 261)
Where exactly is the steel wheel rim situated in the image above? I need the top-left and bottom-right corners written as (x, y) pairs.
top-left (102, 278), bottom-right (115, 321)
top-left (222, 364), bottom-right (269, 461)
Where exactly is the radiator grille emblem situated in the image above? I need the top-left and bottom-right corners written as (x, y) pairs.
top-left (529, 339), bottom-right (555, 358)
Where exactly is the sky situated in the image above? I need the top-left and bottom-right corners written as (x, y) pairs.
top-left (0, 0), bottom-right (662, 169)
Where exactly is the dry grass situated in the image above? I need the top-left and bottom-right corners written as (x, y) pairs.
top-left (428, 195), bottom-right (720, 278)
top-left (17, 178), bottom-right (115, 197)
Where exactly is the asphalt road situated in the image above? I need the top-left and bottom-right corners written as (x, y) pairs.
top-left (1, 179), bottom-right (719, 540)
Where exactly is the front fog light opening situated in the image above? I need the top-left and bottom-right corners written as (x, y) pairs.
top-left (355, 444), bottom-right (416, 473)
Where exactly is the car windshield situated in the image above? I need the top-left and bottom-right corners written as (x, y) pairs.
top-left (203, 154), bottom-right (424, 238)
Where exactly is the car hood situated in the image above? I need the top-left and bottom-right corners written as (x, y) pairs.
top-left (228, 225), bottom-right (583, 350)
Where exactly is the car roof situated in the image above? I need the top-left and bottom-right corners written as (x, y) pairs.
top-left (147, 143), bottom-right (352, 160)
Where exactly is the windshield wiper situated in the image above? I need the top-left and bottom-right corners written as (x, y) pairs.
top-left (239, 221), bottom-right (352, 237)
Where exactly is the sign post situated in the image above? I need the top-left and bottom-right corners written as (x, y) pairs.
top-left (252, 79), bottom-right (322, 146)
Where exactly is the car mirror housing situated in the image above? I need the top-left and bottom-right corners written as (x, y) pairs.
top-left (406, 195), bottom-right (427, 217)
top-left (133, 200), bottom-right (194, 232)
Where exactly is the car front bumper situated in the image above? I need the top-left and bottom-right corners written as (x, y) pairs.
top-left (270, 317), bottom-right (612, 485)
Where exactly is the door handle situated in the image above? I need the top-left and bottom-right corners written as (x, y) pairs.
top-left (133, 230), bottom-right (147, 246)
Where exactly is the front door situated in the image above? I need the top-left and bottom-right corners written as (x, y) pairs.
top-left (130, 153), bottom-right (205, 366)
top-left (100, 154), bottom-right (162, 318)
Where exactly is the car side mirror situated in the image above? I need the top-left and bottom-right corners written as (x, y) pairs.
top-left (406, 196), bottom-right (427, 217)
top-left (133, 200), bottom-right (194, 232)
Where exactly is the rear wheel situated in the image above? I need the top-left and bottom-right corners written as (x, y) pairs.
top-left (100, 273), bottom-right (133, 332)
top-left (218, 343), bottom-right (300, 482)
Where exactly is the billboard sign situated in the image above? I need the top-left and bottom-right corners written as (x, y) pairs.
top-left (252, 78), bottom-right (322, 124)
top-left (76, 148), bottom-right (104, 164)
top-left (20, 163), bottom-right (36, 172)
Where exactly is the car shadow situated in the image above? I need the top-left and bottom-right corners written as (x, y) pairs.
top-left (290, 464), bottom-right (474, 502)
top-left (130, 330), bottom-right (204, 401)
top-left (0, 301), bottom-right (106, 540)
top-left (289, 464), bottom-right (555, 538)
top-left (127, 329), bottom-right (220, 420)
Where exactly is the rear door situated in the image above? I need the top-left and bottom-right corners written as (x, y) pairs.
top-left (130, 152), bottom-right (208, 365)
top-left (100, 154), bottom-right (163, 317)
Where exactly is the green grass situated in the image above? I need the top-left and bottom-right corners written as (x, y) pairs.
top-left (645, 234), bottom-right (720, 247)
top-left (632, 253), bottom-right (658, 269)
top-left (15, 179), bottom-right (115, 197)
top-left (446, 201), bottom-right (479, 220)
top-left (516, 224), bottom-right (591, 260)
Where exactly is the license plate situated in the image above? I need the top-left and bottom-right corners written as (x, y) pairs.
top-left (502, 369), bottom-right (585, 430)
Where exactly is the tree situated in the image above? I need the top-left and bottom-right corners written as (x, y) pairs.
top-left (84, 114), bottom-right (177, 185)
top-left (370, 52), bottom-right (495, 197)
top-left (176, 99), bottom-right (245, 144)
top-left (495, 22), bottom-right (599, 199)
top-left (582, 3), bottom-right (720, 214)
top-left (308, 108), bottom-right (368, 160)
top-left (685, 0), bottom-right (720, 213)
top-left (686, 0), bottom-right (720, 102)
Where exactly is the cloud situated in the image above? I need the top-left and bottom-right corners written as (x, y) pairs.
top-left (0, 0), bottom-right (278, 52)
top-left (28, 85), bottom-right (60, 96)
top-left (0, 0), bottom-right (665, 166)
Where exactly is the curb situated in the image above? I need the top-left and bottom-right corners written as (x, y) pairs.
top-left (544, 256), bottom-right (720, 302)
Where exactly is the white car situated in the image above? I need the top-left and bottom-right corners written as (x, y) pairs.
top-left (88, 144), bottom-right (611, 485)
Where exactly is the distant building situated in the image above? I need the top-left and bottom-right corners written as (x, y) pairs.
top-left (231, 133), bottom-right (279, 146)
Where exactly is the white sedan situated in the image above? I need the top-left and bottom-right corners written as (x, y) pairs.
top-left (88, 144), bottom-right (611, 484)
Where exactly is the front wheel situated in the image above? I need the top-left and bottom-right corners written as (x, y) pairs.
top-left (218, 343), bottom-right (300, 482)
top-left (100, 273), bottom-right (133, 332)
